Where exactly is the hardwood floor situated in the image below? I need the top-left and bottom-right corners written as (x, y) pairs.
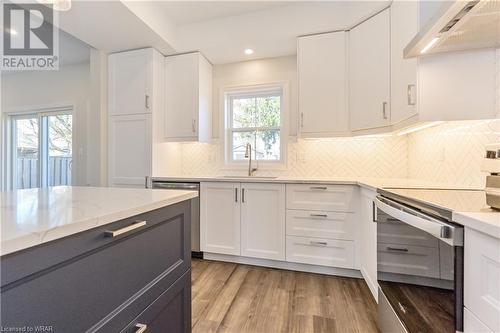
top-left (191, 259), bottom-right (379, 333)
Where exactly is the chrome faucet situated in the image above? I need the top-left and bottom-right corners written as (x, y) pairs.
top-left (245, 143), bottom-right (258, 176)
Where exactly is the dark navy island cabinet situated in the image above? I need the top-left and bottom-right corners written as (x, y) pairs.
top-left (1, 200), bottom-right (193, 333)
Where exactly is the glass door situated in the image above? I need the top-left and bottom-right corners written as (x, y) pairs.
top-left (12, 115), bottom-right (40, 189)
top-left (10, 110), bottom-right (73, 189)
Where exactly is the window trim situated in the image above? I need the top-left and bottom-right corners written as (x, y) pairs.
top-left (3, 105), bottom-right (74, 190)
top-left (221, 83), bottom-right (289, 169)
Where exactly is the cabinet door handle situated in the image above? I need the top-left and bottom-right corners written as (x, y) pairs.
top-left (407, 84), bottom-right (416, 106)
top-left (300, 112), bottom-right (304, 128)
top-left (382, 102), bottom-right (388, 119)
top-left (104, 221), bottom-right (147, 237)
top-left (387, 246), bottom-right (409, 252)
top-left (310, 186), bottom-right (327, 190)
top-left (235, 188), bottom-right (238, 203)
top-left (242, 188), bottom-right (245, 203)
top-left (135, 323), bottom-right (148, 333)
top-left (310, 241), bottom-right (328, 247)
top-left (310, 214), bottom-right (328, 218)
top-left (192, 119), bottom-right (196, 133)
top-left (145, 95), bottom-right (150, 109)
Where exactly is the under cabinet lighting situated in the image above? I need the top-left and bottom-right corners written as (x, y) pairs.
top-left (244, 48), bottom-right (254, 55)
top-left (397, 122), bottom-right (444, 136)
top-left (420, 37), bottom-right (440, 54)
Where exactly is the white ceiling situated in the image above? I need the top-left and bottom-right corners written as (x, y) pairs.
top-left (153, 1), bottom-right (292, 25)
top-left (125, 1), bottom-right (390, 64)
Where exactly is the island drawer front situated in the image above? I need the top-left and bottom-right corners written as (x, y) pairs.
top-left (120, 270), bottom-right (191, 333)
top-left (286, 184), bottom-right (355, 212)
top-left (286, 210), bottom-right (355, 240)
top-left (1, 200), bottom-right (191, 287)
top-left (285, 236), bottom-right (355, 269)
top-left (0, 202), bottom-right (191, 333)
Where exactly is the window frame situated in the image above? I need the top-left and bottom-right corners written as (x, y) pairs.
top-left (223, 83), bottom-right (288, 169)
top-left (5, 105), bottom-right (74, 190)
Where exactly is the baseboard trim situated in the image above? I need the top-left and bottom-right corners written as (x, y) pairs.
top-left (203, 252), bottom-right (363, 278)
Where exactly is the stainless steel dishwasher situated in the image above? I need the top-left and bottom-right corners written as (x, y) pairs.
top-left (150, 180), bottom-right (201, 257)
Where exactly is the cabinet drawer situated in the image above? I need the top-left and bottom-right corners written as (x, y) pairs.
top-left (286, 236), bottom-right (354, 269)
top-left (377, 217), bottom-right (439, 248)
top-left (465, 229), bottom-right (500, 333)
top-left (464, 307), bottom-right (493, 333)
top-left (377, 243), bottom-right (440, 278)
top-left (286, 210), bottom-right (354, 240)
top-left (286, 184), bottom-right (355, 212)
top-left (0, 202), bottom-right (191, 332)
top-left (121, 270), bottom-right (191, 333)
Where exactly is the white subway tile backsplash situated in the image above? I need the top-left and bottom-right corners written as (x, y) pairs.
top-left (166, 119), bottom-right (500, 189)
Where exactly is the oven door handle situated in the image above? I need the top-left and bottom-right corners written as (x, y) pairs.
top-left (374, 196), bottom-right (463, 246)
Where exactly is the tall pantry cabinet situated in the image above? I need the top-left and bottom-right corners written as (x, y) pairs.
top-left (107, 48), bottom-right (164, 187)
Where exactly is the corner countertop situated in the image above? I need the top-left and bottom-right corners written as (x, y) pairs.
top-left (453, 211), bottom-right (500, 239)
top-left (0, 186), bottom-right (198, 256)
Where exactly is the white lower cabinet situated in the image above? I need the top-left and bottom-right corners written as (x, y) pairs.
top-left (286, 236), bottom-right (354, 269)
top-left (200, 182), bottom-right (241, 255)
top-left (464, 307), bottom-right (493, 333)
top-left (286, 210), bottom-right (354, 240)
top-left (359, 188), bottom-right (378, 300)
top-left (464, 228), bottom-right (500, 333)
top-left (240, 183), bottom-right (286, 260)
top-left (201, 182), bottom-right (285, 260)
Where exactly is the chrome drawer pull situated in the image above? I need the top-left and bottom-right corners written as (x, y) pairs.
top-left (135, 323), bottom-right (148, 333)
top-left (310, 214), bottom-right (328, 218)
top-left (387, 246), bottom-right (409, 252)
top-left (310, 241), bottom-right (328, 247)
top-left (310, 186), bottom-right (327, 190)
top-left (104, 221), bottom-right (147, 237)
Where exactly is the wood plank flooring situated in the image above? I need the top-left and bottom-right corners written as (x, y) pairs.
top-left (191, 259), bottom-right (379, 333)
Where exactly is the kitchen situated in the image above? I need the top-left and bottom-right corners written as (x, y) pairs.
top-left (1, 0), bottom-right (499, 332)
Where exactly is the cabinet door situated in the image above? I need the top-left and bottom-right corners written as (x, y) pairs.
top-left (241, 183), bottom-right (286, 260)
top-left (108, 48), bottom-right (152, 116)
top-left (391, 1), bottom-right (418, 124)
top-left (359, 188), bottom-right (378, 300)
top-left (200, 182), bottom-right (241, 255)
top-left (349, 8), bottom-right (391, 131)
top-left (298, 32), bottom-right (349, 136)
top-left (164, 53), bottom-right (199, 141)
top-left (108, 114), bottom-right (151, 187)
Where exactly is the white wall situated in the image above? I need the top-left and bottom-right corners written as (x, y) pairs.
top-left (212, 55), bottom-right (298, 138)
top-left (1, 62), bottom-right (101, 187)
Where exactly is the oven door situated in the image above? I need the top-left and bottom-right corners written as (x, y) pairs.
top-left (374, 196), bottom-right (464, 333)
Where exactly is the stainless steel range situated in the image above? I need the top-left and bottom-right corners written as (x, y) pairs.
top-left (374, 188), bottom-right (490, 333)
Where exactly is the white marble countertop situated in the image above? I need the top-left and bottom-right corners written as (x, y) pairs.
top-left (151, 175), bottom-right (473, 191)
top-left (453, 211), bottom-right (500, 239)
top-left (0, 186), bottom-right (198, 256)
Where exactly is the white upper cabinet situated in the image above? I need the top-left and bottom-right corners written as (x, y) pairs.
top-left (164, 52), bottom-right (212, 142)
top-left (390, 1), bottom-right (418, 125)
top-left (349, 8), bottom-right (391, 132)
top-left (298, 31), bottom-right (349, 137)
top-left (108, 48), bottom-right (153, 116)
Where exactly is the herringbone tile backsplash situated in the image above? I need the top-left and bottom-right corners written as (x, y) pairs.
top-left (165, 119), bottom-right (500, 188)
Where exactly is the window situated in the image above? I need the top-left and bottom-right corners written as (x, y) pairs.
top-left (10, 109), bottom-right (73, 189)
top-left (226, 87), bottom-right (283, 164)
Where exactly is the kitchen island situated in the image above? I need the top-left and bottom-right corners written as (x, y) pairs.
top-left (0, 186), bottom-right (197, 333)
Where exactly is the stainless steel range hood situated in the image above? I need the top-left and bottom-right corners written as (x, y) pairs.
top-left (404, 0), bottom-right (500, 58)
